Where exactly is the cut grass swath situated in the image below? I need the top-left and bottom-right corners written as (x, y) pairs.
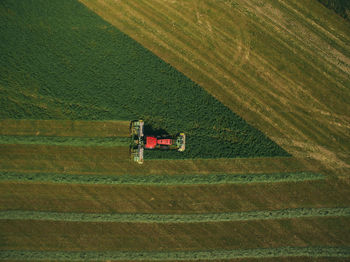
top-left (0, 135), bottom-right (130, 147)
top-left (1, 207), bottom-right (348, 223)
top-left (0, 246), bottom-right (349, 260)
top-left (0, 119), bottom-right (130, 137)
top-left (0, 171), bottom-right (325, 185)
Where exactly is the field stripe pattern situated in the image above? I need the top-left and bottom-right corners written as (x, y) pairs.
top-left (0, 0), bottom-right (349, 259)
top-left (0, 246), bottom-right (349, 261)
top-left (0, 135), bottom-right (130, 147)
top-left (0, 143), bottom-right (321, 174)
top-left (2, 179), bottom-right (348, 214)
top-left (0, 119), bottom-right (130, 137)
top-left (2, 217), bottom-right (349, 252)
top-left (1, 207), bottom-right (348, 223)
top-left (0, 171), bottom-right (325, 185)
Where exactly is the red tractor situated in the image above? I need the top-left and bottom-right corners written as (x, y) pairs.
top-left (130, 120), bottom-right (186, 164)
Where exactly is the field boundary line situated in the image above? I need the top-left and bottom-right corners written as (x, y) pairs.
top-left (1, 246), bottom-right (349, 260)
top-left (0, 171), bottom-right (325, 185)
top-left (1, 207), bottom-right (349, 223)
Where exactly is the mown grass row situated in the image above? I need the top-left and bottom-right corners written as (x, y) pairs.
top-left (1, 207), bottom-right (348, 223)
top-left (0, 171), bottom-right (324, 185)
top-left (0, 135), bottom-right (130, 147)
top-left (0, 246), bottom-right (349, 261)
top-left (0, 119), bottom-right (131, 137)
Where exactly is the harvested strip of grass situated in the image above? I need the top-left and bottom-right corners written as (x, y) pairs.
top-left (0, 119), bottom-right (131, 137)
top-left (0, 144), bottom-right (321, 175)
top-left (0, 135), bottom-right (130, 147)
top-left (3, 217), bottom-right (349, 252)
top-left (0, 144), bottom-right (130, 169)
top-left (1, 207), bottom-right (348, 223)
top-left (0, 246), bottom-right (349, 260)
top-left (0, 171), bottom-right (324, 185)
top-left (1, 179), bottom-right (349, 214)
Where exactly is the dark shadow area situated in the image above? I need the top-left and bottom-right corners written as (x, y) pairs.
top-left (317, 0), bottom-right (350, 21)
top-left (143, 124), bottom-right (169, 137)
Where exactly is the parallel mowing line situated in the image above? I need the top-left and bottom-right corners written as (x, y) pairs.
top-left (1, 246), bottom-right (349, 260)
top-left (0, 171), bottom-right (325, 185)
top-left (0, 119), bottom-right (131, 137)
top-left (1, 207), bottom-right (349, 223)
top-left (0, 135), bottom-right (130, 147)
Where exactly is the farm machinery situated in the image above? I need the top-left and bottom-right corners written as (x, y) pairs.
top-left (130, 120), bottom-right (186, 164)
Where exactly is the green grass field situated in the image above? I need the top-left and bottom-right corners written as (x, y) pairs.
top-left (0, 0), bottom-right (349, 260)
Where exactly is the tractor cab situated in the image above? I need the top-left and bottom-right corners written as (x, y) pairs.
top-left (145, 136), bottom-right (174, 149)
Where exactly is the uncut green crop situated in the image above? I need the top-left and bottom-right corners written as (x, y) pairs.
top-left (0, 171), bottom-right (325, 185)
top-left (1, 247), bottom-right (349, 261)
top-left (0, 0), bottom-right (289, 159)
top-left (317, 0), bottom-right (350, 20)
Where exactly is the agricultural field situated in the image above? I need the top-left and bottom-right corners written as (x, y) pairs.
top-left (0, 0), bottom-right (288, 159)
top-left (80, 0), bottom-right (350, 173)
top-left (0, 0), bottom-right (349, 261)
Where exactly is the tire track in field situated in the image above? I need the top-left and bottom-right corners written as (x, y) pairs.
top-left (213, 1), bottom-right (349, 144)
top-left (241, 0), bottom-right (349, 78)
top-left (279, 0), bottom-right (350, 49)
top-left (0, 171), bottom-right (324, 185)
top-left (0, 246), bottom-right (349, 260)
top-left (1, 207), bottom-right (348, 223)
